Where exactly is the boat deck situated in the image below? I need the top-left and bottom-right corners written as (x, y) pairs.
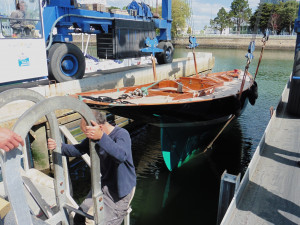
top-left (79, 71), bottom-right (251, 105)
top-left (222, 79), bottom-right (300, 224)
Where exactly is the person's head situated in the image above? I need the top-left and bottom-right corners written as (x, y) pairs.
top-left (80, 110), bottom-right (107, 133)
top-left (17, 1), bottom-right (26, 11)
top-left (93, 110), bottom-right (107, 125)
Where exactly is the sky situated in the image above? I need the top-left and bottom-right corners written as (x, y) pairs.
top-left (105, 0), bottom-right (261, 31)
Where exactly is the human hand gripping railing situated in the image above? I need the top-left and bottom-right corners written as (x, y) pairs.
top-left (0, 91), bottom-right (105, 224)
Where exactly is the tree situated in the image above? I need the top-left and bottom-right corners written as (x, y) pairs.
top-left (250, 3), bottom-right (276, 33)
top-left (250, 2), bottom-right (282, 34)
top-left (278, 0), bottom-right (298, 34)
top-left (250, 1), bottom-right (298, 35)
top-left (108, 6), bottom-right (120, 10)
top-left (229, 0), bottom-right (252, 34)
top-left (210, 7), bottom-right (231, 34)
top-left (171, 0), bottom-right (191, 37)
top-left (270, 13), bottom-right (280, 34)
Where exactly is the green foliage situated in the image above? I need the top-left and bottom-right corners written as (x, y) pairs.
top-left (210, 7), bottom-right (232, 34)
top-left (279, 0), bottom-right (298, 34)
top-left (250, 3), bottom-right (277, 33)
top-left (250, 1), bottom-right (299, 35)
top-left (171, 0), bottom-right (191, 37)
top-left (229, 0), bottom-right (252, 34)
top-left (108, 6), bottom-right (120, 10)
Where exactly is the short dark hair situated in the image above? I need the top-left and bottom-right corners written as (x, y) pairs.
top-left (16, 1), bottom-right (26, 10)
top-left (92, 110), bottom-right (107, 124)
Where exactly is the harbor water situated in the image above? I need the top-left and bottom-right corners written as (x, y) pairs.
top-left (69, 47), bottom-right (294, 225)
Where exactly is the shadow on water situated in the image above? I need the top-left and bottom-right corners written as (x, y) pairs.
top-left (130, 119), bottom-right (251, 225)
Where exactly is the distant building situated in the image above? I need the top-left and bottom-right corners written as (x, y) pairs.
top-left (229, 21), bottom-right (251, 34)
top-left (204, 27), bottom-right (230, 35)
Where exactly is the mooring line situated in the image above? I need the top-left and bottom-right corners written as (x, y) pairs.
top-left (203, 114), bottom-right (236, 154)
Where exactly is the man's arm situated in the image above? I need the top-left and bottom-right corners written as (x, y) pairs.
top-left (10, 11), bottom-right (22, 29)
top-left (48, 138), bottom-right (89, 157)
top-left (98, 130), bottom-right (131, 163)
top-left (84, 120), bottom-right (131, 163)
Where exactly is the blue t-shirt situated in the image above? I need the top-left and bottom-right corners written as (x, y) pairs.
top-left (61, 126), bottom-right (136, 200)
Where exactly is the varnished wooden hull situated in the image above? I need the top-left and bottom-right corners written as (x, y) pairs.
top-left (88, 89), bottom-right (250, 127)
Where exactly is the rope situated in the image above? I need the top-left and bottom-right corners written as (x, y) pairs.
top-left (254, 33), bottom-right (269, 81)
top-left (238, 61), bottom-right (250, 100)
top-left (80, 95), bottom-right (133, 104)
top-left (202, 114), bottom-right (236, 154)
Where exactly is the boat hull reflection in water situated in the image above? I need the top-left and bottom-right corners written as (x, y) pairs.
top-left (131, 121), bottom-right (244, 225)
top-left (161, 121), bottom-right (228, 170)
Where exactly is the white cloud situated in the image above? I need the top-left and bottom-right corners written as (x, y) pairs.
top-left (190, 2), bottom-right (230, 30)
top-left (106, 0), bottom-right (131, 7)
top-left (249, 0), bottom-right (260, 9)
top-left (191, 14), bottom-right (212, 30)
top-left (192, 2), bottom-right (227, 15)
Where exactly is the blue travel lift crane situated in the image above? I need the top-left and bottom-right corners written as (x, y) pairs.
top-left (43, 0), bottom-right (174, 82)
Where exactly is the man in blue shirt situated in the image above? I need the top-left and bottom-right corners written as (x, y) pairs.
top-left (48, 111), bottom-right (136, 225)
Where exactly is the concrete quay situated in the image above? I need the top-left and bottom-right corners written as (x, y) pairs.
top-left (221, 77), bottom-right (300, 224)
top-left (173, 36), bottom-right (296, 50)
top-left (0, 53), bottom-right (214, 127)
top-left (72, 34), bottom-right (296, 50)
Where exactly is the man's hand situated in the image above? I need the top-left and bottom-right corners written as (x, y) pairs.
top-left (47, 138), bottom-right (57, 150)
top-left (85, 120), bottom-right (103, 140)
top-left (0, 127), bottom-right (24, 152)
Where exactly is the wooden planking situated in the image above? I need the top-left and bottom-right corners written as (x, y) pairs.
top-left (78, 73), bottom-right (251, 105)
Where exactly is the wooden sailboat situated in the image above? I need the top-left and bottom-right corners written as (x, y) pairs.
top-left (75, 69), bottom-right (257, 127)
top-left (74, 38), bottom-right (260, 170)
top-left (74, 68), bottom-right (257, 170)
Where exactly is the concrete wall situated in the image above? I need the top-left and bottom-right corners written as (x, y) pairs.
top-left (173, 36), bottom-right (296, 50)
top-left (73, 34), bottom-right (296, 50)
